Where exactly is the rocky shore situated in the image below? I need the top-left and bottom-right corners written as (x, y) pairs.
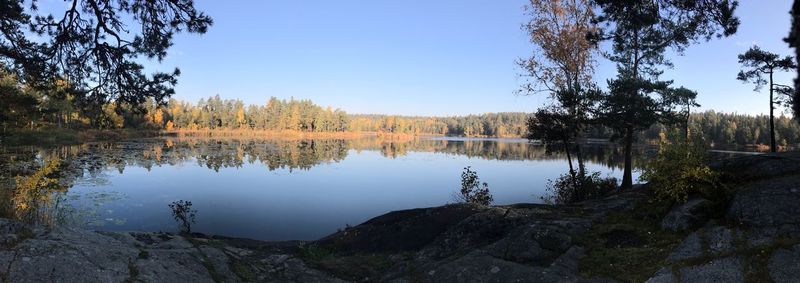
top-left (3, 153), bottom-right (800, 282)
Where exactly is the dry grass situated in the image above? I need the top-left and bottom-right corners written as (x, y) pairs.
top-left (1, 128), bottom-right (160, 146)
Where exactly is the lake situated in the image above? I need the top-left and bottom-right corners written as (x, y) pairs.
top-left (0, 137), bottom-right (641, 241)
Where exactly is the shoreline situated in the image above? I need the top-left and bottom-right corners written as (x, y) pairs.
top-left (2, 128), bottom-right (788, 154)
top-left (2, 152), bottom-right (800, 281)
top-left (0, 187), bottom-right (654, 282)
top-left (0, 128), bottom-right (531, 147)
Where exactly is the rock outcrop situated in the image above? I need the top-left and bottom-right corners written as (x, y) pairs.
top-left (0, 219), bottom-right (340, 282)
top-left (660, 197), bottom-right (710, 232)
top-left (321, 192), bottom-right (646, 282)
top-left (0, 190), bottom-right (647, 282)
top-left (711, 152), bottom-right (800, 181)
top-left (644, 152), bottom-right (800, 282)
top-left (727, 174), bottom-right (800, 235)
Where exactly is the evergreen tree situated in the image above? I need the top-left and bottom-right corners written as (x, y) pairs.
top-left (737, 46), bottom-right (796, 152)
top-left (592, 0), bottom-right (739, 189)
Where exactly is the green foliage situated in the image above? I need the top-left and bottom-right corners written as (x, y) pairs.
top-left (456, 166), bottom-right (493, 206)
top-left (526, 106), bottom-right (576, 148)
top-left (298, 244), bottom-right (393, 282)
top-left (637, 111), bottom-right (800, 148)
top-left (592, 0), bottom-right (739, 188)
top-left (737, 46), bottom-right (796, 93)
top-left (542, 171), bottom-right (617, 205)
top-left (0, 68), bottom-right (39, 130)
top-left (640, 133), bottom-right (718, 203)
top-left (169, 200), bottom-right (197, 233)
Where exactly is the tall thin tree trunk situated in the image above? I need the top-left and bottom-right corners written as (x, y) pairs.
top-left (575, 143), bottom-right (586, 177)
top-left (622, 127), bottom-right (634, 189)
top-left (563, 139), bottom-right (578, 189)
top-left (770, 71), bottom-right (776, 152)
top-left (685, 104), bottom-right (691, 141)
top-left (621, 26), bottom-right (641, 191)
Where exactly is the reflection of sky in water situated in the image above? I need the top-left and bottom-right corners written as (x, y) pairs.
top-left (66, 143), bottom-right (638, 241)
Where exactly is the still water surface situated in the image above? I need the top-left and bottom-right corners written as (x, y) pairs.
top-left (1, 137), bottom-right (640, 240)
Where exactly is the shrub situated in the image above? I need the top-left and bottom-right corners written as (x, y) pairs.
top-left (542, 171), bottom-right (617, 205)
top-left (640, 132), bottom-right (718, 203)
top-left (169, 200), bottom-right (197, 233)
top-left (455, 166), bottom-right (493, 206)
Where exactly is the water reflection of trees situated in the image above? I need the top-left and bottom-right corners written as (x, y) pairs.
top-left (350, 138), bottom-right (649, 170)
top-left (10, 158), bottom-right (69, 224)
top-left (0, 137), bottom-right (645, 224)
top-left (0, 152), bottom-right (80, 226)
top-left (1, 138), bottom-right (646, 180)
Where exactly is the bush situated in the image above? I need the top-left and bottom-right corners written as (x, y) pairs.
top-left (169, 200), bottom-right (197, 233)
top-left (455, 166), bottom-right (493, 206)
top-left (542, 171), bottom-right (617, 205)
top-left (640, 133), bottom-right (718, 203)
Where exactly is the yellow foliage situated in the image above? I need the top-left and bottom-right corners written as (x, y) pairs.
top-left (236, 108), bottom-right (246, 127)
top-left (522, 0), bottom-right (597, 91)
top-left (153, 110), bottom-right (164, 127)
top-left (640, 133), bottom-right (718, 202)
top-left (12, 158), bottom-right (67, 224)
top-left (101, 104), bottom-right (124, 129)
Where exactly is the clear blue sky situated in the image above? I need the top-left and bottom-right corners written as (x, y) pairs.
top-left (144, 0), bottom-right (795, 117)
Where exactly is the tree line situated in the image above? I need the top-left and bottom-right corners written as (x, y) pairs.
top-left (5, 61), bottom-right (800, 146)
top-left (349, 113), bottom-right (527, 137)
top-left (0, 68), bottom-right (530, 137)
top-left (644, 111), bottom-right (800, 149)
top-left (162, 96), bottom-right (349, 132)
top-left (160, 97), bottom-right (529, 137)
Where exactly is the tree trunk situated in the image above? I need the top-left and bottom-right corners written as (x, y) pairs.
top-left (575, 143), bottom-right (586, 178)
top-left (685, 104), bottom-right (690, 141)
top-left (621, 27), bottom-right (640, 191)
top-left (770, 71), bottom-right (776, 153)
top-left (622, 127), bottom-right (634, 190)
top-left (563, 139), bottom-right (578, 189)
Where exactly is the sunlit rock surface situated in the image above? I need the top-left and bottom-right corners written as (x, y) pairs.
top-left (0, 219), bottom-right (339, 282)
